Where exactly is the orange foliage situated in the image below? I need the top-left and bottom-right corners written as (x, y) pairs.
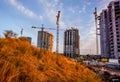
top-left (0, 37), bottom-right (103, 82)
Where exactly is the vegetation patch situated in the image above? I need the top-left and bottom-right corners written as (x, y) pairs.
top-left (0, 37), bottom-right (103, 82)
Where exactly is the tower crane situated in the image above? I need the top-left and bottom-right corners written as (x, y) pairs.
top-left (94, 7), bottom-right (100, 55)
top-left (32, 24), bottom-right (64, 53)
top-left (32, 11), bottom-right (61, 53)
top-left (32, 24), bottom-right (56, 51)
top-left (56, 11), bottom-right (61, 53)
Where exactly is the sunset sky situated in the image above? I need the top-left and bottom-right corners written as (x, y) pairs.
top-left (0, 0), bottom-right (114, 54)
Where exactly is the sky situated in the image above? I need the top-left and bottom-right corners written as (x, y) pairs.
top-left (0, 0), bottom-right (115, 55)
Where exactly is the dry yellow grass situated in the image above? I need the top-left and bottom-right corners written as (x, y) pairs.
top-left (0, 37), bottom-right (103, 82)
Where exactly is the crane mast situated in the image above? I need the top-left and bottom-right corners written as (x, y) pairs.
top-left (56, 11), bottom-right (61, 53)
top-left (94, 7), bottom-right (100, 55)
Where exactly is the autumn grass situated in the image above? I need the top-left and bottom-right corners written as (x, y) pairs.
top-left (0, 37), bottom-right (103, 82)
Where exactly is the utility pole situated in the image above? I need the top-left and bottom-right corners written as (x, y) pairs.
top-left (94, 7), bottom-right (100, 55)
top-left (56, 11), bottom-right (61, 53)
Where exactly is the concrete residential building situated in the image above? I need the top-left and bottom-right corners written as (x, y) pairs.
top-left (64, 28), bottom-right (80, 58)
top-left (100, 9), bottom-right (110, 58)
top-left (100, 0), bottom-right (120, 59)
top-left (37, 31), bottom-right (54, 52)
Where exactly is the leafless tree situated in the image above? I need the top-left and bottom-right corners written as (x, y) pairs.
top-left (4, 30), bottom-right (17, 38)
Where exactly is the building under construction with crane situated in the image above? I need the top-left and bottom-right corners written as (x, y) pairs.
top-left (64, 28), bottom-right (80, 58)
top-left (31, 11), bottom-right (61, 53)
top-left (99, 0), bottom-right (120, 59)
top-left (37, 31), bottom-right (54, 52)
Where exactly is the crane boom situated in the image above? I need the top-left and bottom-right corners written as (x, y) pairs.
top-left (32, 26), bottom-right (57, 31)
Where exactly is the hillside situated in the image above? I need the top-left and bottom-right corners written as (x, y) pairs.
top-left (0, 37), bottom-right (103, 82)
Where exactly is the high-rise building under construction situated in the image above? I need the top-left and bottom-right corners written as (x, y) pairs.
top-left (64, 28), bottom-right (80, 57)
top-left (37, 31), bottom-right (54, 52)
top-left (100, 9), bottom-right (110, 58)
top-left (100, 0), bottom-right (120, 58)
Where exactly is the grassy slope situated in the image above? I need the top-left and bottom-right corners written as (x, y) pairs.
top-left (0, 38), bottom-right (103, 82)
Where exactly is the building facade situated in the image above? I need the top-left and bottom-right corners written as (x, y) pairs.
top-left (37, 31), bottom-right (54, 52)
top-left (100, 9), bottom-right (110, 58)
top-left (100, 0), bottom-right (120, 59)
top-left (64, 28), bottom-right (80, 58)
top-left (26, 37), bottom-right (32, 44)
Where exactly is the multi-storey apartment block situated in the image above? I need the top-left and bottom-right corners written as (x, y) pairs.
top-left (37, 31), bottom-right (54, 52)
top-left (64, 28), bottom-right (80, 58)
top-left (100, 0), bottom-right (120, 58)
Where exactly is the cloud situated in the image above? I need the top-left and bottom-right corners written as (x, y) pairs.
top-left (79, 5), bottom-right (86, 14)
top-left (38, 0), bottom-right (59, 20)
top-left (60, 21), bottom-right (66, 28)
top-left (78, 1), bottom-right (91, 14)
top-left (86, 2), bottom-right (91, 5)
top-left (80, 38), bottom-right (96, 55)
top-left (38, 0), bottom-right (66, 28)
top-left (7, 0), bottom-right (42, 21)
top-left (68, 7), bottom-right (75, 13)
top-left (80, 21), bottom-right (97, 55)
